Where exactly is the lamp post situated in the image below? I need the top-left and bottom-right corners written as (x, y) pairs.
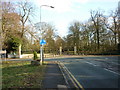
top-left (40, 5), bottom-right (54, 65)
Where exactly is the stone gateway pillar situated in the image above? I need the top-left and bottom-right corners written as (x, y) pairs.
top-left (60, 46), bottom-right (62, 55)
top-left (74, 46), bottom-right (77, 55)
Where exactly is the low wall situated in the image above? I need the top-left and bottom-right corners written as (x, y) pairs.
top-left (21, 53), bottom-right (59, 59)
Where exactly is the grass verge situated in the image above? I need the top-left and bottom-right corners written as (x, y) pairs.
top-left (2, 61), bottom-right (47, 88)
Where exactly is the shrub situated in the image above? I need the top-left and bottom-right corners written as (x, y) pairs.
top-left (7, 36), bottom-right (22, 53)
top-left (33, 51), bottom-right (38, 60)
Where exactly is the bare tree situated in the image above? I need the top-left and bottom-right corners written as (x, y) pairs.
top-left (117, 1), bottom-right (120, 52)
top-left (43, 23), bottom-right (56, 53)
top-left (90, 10), bottom-right (105, 51)
top-left (104, 10), bottom-right (119, 46)
top-left (16, 0), bottom-right (35, 57)
top-left (68, 21), bottom-right (81, 53)
top-left (0, 1), bottom-right (2, 50)
top-left (17, 0), bottom-right (34, 38)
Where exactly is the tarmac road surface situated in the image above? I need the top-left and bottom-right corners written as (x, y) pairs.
top-left (63, 60), bottom-right (119, 88)
top-left (45, 56), bottom-right (120, 89)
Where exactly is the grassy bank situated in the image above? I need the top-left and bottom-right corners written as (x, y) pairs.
top-left (2, 61), bottom-right (47, 88)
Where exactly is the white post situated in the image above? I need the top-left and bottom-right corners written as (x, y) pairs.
top-left (40, 45), bottom-right (43, 65)
top-left (74, 46), bottom-right (77, 55)
top-left (18, 44), bottom-right (22, 58)
top-left (5, 50), bottom-right (6, 61)
top-left (74, 43), bottom-right (77, 55)
top-left (60, 46), bottom-right (62, 55)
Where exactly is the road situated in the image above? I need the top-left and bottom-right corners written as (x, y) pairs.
top-left (45, 56), bottom-right (120, 88)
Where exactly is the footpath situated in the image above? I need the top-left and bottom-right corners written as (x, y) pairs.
top-left (42, 61), bottom-right (67, 89)
top-left (42, 61), bottom-right (83, 89)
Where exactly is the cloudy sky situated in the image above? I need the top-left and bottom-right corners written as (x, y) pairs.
top-left (4, 0), bottom-right (120, 37)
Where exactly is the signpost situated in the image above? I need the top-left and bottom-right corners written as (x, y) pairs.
top-left (40, 39), bottom-right (46, 45)
top-left (39, 5), bottom-right (54, 65)
top-left (40, 39), bottom-right (46, 65)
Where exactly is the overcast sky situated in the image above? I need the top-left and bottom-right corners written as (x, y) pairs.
top-left (4, 0), bottom-right (120, 37)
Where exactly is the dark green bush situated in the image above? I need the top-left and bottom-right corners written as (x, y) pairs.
top-left (33, 51), bottom-right (38, 60)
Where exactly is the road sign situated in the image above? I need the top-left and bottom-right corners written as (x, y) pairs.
top-left (40, 39), bottom-right (46, 45)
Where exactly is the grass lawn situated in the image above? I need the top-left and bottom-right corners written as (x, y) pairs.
top-left (2, 61), bottom-right (47, 88)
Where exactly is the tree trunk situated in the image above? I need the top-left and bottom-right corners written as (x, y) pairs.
top-left (118, 29), bottom-right (120, 44)
top-left (96, 28), bottom-right (100, 51)
top-left (21, 23), bottom-right (24, 38)
top-left (114, 33), bottom-right (117, 46)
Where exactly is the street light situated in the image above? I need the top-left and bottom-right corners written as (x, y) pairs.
top-left (40, 5), bottom-right (54, 25)
top-left (40, 5), bottom-right (54, 65)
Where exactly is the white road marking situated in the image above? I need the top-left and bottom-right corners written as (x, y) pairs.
top-left (85, 61), bottom-right (98, 66)
top-left (85, 61), bottom-right (120, 75)
top-left (104, 68), bottom-right (120, 75)
top-left (75, 59), bottom-right (82, 60)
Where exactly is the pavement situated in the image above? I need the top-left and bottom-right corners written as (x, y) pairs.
top-left (42, 61), bottom-right (68, 89)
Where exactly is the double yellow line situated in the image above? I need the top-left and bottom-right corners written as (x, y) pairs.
top-left (59, 62), bottom-right (84, 90)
